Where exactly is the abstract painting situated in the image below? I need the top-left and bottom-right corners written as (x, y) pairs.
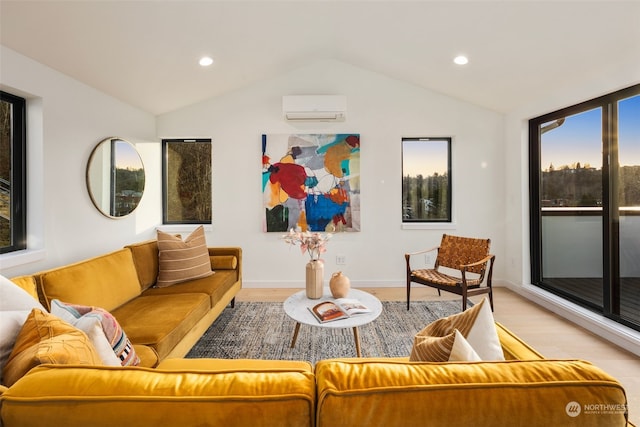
top-left (262, 134), bottom-right (360, 232)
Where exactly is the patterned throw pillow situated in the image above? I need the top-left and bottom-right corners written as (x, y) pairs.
top-left (410, 329), bottom-right (481, 362)
top-left (50, 300), bottom-right (140, 366)
top-left (2, 309), bottom-right (102, 387)
top-left (156, 225), bottom-right (214, 288)
top-left (410, 297), bottom-right (504, 361)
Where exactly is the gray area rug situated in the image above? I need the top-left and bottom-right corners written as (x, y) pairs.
top-left (187, 300), bottom-right (463, 364)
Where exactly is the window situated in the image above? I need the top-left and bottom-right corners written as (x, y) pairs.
top-left (402, 137), bottom-right (452, 223)
top-left (162, 139), bottom-right (212, 224)
top-left (529, 84), bottom-right (640, 331)
top-left (0, 91), bottom-right (26, 254)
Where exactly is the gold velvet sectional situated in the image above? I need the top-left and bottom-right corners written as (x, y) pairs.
top-left (0, 240), bottom-right (632, 427)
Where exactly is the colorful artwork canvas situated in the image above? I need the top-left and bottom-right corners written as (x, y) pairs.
top-left (262, 134), bottom-right (360, 232)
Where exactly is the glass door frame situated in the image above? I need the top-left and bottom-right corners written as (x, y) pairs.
top-left (529, 84), bottom-right (640, 331)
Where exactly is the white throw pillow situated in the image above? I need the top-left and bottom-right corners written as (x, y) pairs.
top-left (462, 297), bottom-right (504, 360)
top-left (449, 330), bottom-right (483, 361)
top-left (0, 274), bottom-right (45, 311)
top-left (0, 274), bottom-right (47, 384)
top-left (51, 300), bottom-right (122, 366)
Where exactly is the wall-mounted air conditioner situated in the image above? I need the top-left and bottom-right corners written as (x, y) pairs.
top-left (282, 95), bottom-right (346, 122)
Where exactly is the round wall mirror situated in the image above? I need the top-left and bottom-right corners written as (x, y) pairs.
top-left (86, 137), bottom-right (145, 218)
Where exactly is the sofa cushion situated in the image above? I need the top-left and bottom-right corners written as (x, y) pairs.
top-left (156, 226), bottom-right (213, 288)
top-left (111, 293), bottom-right (210, 360)
top-left (37, 248), bottom-right (142, 312)
top-left (133, 344), bottom-right (159, 368)
top-left (1, 363), bottom-right (316, 427)
top-left (126, 239), bottom-right (161, 291)
top-left (142, 270), bottom-right (238, 307)
top-left (315, 358), bottom-right (629, 427)
top-left (157, 357), bottom-right (313, 372)
top-left (410, 329), bottom-right (481, 362)
top-left (51, 300), bottom-right (140, 366)
top-left (2, 309), bottom-right (102, 387)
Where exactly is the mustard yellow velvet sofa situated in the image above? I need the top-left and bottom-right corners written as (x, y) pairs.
top-left (12, 239), bottom-right (243, 368)
top-left (0, 322), bottom-right (630, 427)
top-left (0, 243), bottom-right (632, 427)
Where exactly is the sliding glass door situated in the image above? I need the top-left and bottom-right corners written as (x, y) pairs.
top-left (530, 85), bottom-right (640, 331)
top-left (617, 94), bottom-right (640, 326)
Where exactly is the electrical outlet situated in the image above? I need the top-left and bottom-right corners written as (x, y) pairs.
top-left (336, 255), bottom-right (347, 265)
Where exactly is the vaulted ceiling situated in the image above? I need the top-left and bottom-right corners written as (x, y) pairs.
top-left (2, 1), bottom-right (639, 115)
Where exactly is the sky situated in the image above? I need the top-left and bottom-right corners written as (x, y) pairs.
top-left (402, 139), bottom-right (449, 177)
top-left (541, 94), bottom-right (640, 171)
top-left (115, 140), bottom-right (144, 170)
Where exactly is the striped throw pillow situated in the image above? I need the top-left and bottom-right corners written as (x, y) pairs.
top-left (410, 329), bottom-right (481, 362)
top-left (156, 225), bottom-right (213, 288)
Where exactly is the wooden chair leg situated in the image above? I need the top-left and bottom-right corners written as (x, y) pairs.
top-left (230, 297), bottom-right (236, 308)
top-left (406, 282), bottom-right (411, 310)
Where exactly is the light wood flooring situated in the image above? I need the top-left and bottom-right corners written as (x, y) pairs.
top-left (236, 286), bottom-right (640, 425)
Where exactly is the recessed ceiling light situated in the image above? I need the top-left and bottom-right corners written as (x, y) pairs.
top-left (453, 55), bottom-right (469, 65)
top-left (199, 56), bottom-right (214, 67)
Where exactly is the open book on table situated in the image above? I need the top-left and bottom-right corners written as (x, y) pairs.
top-left (308, 298), bottom-right (372, 323)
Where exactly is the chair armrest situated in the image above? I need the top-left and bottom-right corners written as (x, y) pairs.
top-left (405, 246), bottom-right (439, 270)
top-left (405, 246), bottom-right (439, 258)
top-left (460, 254), bottom-right (495, 270)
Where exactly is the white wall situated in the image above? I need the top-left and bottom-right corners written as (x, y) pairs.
top-left (157, 59), bottom-right (506, 288)
top-left (0, 46), bottom-right (159, 277)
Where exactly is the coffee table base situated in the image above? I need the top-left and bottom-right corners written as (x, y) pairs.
top-left (289, 322), bottom-right (363, 357)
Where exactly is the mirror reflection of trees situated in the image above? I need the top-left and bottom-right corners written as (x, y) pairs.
top-left (164, 140), bottom-right (212, 223)
top-left (113, 166), bottom-right (144, 217)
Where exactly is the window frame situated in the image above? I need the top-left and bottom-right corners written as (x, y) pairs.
top-left (401, 137), bottom-right (453, 226)
top-left (0, 91), bottom-right (27, 255)
top-left (161, 138), bottom-right (212, 225)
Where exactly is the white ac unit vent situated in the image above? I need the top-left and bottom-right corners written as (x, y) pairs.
top-left (282, 95), bottom-right (346, 122)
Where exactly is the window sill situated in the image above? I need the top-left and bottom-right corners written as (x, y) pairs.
top-left (0, 249), bottom-right (46, 270)
top-left (402, 222), bottom-right (457, 230)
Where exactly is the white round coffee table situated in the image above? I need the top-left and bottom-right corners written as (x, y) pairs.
top-left (283, 288), bottom-right (383, 357)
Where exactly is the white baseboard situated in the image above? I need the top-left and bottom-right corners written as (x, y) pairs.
top-left (242, 279), bottom-right (405, 288)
